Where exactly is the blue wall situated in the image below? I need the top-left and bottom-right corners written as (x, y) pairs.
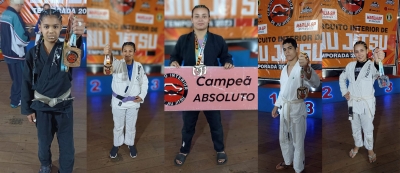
top-left (322, 78), bottom-right (400, 103)
top-left (87, 75), bottom-right (164, 96)
top-left (258, 87), bottom-right (322, 119)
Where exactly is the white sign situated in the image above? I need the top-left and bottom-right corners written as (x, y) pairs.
top-left (365, 13), bottom-right (383, 24)
top-left (294, 20), bottom-right (318, 32)
top-left (258, 24), bottom-right (267, 34)
top-left (136, 13), bottom-right (154, 24)
top-left (322, 8), bottom-right (337, 20)
top-left (87, 8), bottom-right (109, 20)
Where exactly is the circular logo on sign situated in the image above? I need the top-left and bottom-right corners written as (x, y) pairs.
top-left (156, 13), bottom-right (163, 21)
top-left (267, 0), bottom-right (294, 27)
top-left (337, 0), bottom-right (364, 15)
top-left (111, 0), bottom-right (136, 15)
top-left (164, 73), bottom-right (188, 106)
top-left (386, 13), bottom-right (393, 22)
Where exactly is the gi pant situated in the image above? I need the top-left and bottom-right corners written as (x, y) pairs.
top-left (279, 114), bottom-right (306, 173)
top-left (7, 61), bottom-right (23, 106)
top-left (351, 113), bottom-right (374, 150)
top-left (36, 106), bottom-right (74, 173)
top-left (112, 107), bottom-right (139, 146)
top-left (180, 111), bottom-right (224, 153)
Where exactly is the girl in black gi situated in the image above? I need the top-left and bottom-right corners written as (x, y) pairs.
top-left (170, 5), bottom-right (234, 166)
top-left (21, 9), bottom-right (85, 173)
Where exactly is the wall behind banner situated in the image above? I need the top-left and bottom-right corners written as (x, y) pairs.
top-left (164, 0), bottom-right (258, 67)
top-left (258, 0), bottom-right (322, 79)
top-left (322, 0), bottom-right (398, 68)
top-left (164, 0), bottom-right (258, 41)
top-left (86, 0), bottom-right (164, 65)
top-left (0, 0), bottom-right (87, 63)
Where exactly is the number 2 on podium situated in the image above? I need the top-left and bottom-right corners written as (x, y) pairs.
top-left (91, 80), bottom-right (101, 93)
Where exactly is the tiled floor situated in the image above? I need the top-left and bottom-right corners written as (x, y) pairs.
top-left (164, 110), bottom-right (258, 173)
top-left (87, 92), bottom-right (164, 173)
top-left (322, 94), bottom-right (400, 173)
top-left (258, 112), bottom-right (322, 173)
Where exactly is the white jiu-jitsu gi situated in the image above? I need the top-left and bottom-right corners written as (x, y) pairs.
top-left (274, 60), bottom-right (320, 173)
top-left (104, 56), bottom-right (149, 146)
top-left (339, 60), bottom-right (377, 150)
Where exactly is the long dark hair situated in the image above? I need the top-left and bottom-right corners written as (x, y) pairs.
top-left (33, 9), bottom-right (62, 85)
top-left (191, 5), bottom-right (210, 31)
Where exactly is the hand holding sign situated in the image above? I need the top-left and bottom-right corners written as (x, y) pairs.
top-left (171, 61), bottom-right (180, 68)
top-left (224, 62), bottom-right (234, 69)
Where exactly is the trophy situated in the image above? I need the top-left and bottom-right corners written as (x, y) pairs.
top-left (104, 55), bottom-right (113, 75)
top-left (61, 14), bottom-right (81, 72)
top-left (297, 68), bottom-right (309, 99)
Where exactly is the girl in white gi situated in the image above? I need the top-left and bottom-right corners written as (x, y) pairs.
top-left (271, 38), bottom-right (320, 173)
top-left (103, 42), bottom-right (149, 159)
top-left (339, 41), bottom-right (384, 163)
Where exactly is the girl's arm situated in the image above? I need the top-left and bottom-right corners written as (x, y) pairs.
top-left (21, 50), bottom-right (35, 115)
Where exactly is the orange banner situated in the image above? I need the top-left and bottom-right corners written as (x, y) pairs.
top-left (258, 0), bottom-right (322, 79)
top-left (165, 0), bottom-right (258, 41)
top-left (0, 0), bottom-right (87, 28)
top-left (322, 0), bottom-right (398, 68)
top-left (86, 0), bottom-right (164, 65)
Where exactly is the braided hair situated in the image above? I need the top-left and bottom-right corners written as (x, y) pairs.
top-left (32, 9), bottom-right (62, 86)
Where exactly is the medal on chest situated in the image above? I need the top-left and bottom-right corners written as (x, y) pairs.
top-left (297, 68), bottom-right (309, 99)
top-left (192, 32), bottom-right (208, 77)
top-left (61, 14), bottom-right (82, 72)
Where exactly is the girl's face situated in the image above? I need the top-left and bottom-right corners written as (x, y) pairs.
top-left (39, 16), bottom-right (62, 44)
top-left (354, 44), bottom-right (368, 62)
top-left (191, 8), bottom-right (210, 30)
top-left (122, 45), bottom-right (135, 61)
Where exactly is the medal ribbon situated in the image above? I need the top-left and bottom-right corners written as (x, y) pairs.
top-left (194, 32), bottom-right (208, 66)
top-left (379, 61), bottom-right (384, 76)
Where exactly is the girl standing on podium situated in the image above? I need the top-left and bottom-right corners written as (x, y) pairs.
top-left (169, 4), bottom-right (234, 166)
top-left (103, 42), bottom-right (149, 159)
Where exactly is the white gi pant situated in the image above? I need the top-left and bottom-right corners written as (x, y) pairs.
top-left (351, 113), bottom-right (374, 150)
top-left (112, 107), bottom-right (139, 146)
top-left (279, 114), bottom-right (306, 173)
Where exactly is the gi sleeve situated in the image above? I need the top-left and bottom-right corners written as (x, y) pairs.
top-left (138, 65), bottom-right (149, 103)
top-left (274, 70), bottom-right (284, 108)
top-left (339, 65), bottom-right (349, 97)
top-left (303, 66), bottom-right (320, 88)
top-left (21, 50), bottom-right (35, 115)
top-left (169, 36), bottom-right (184, 65)
top-left (217, 35), bottom-right (233, 66)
